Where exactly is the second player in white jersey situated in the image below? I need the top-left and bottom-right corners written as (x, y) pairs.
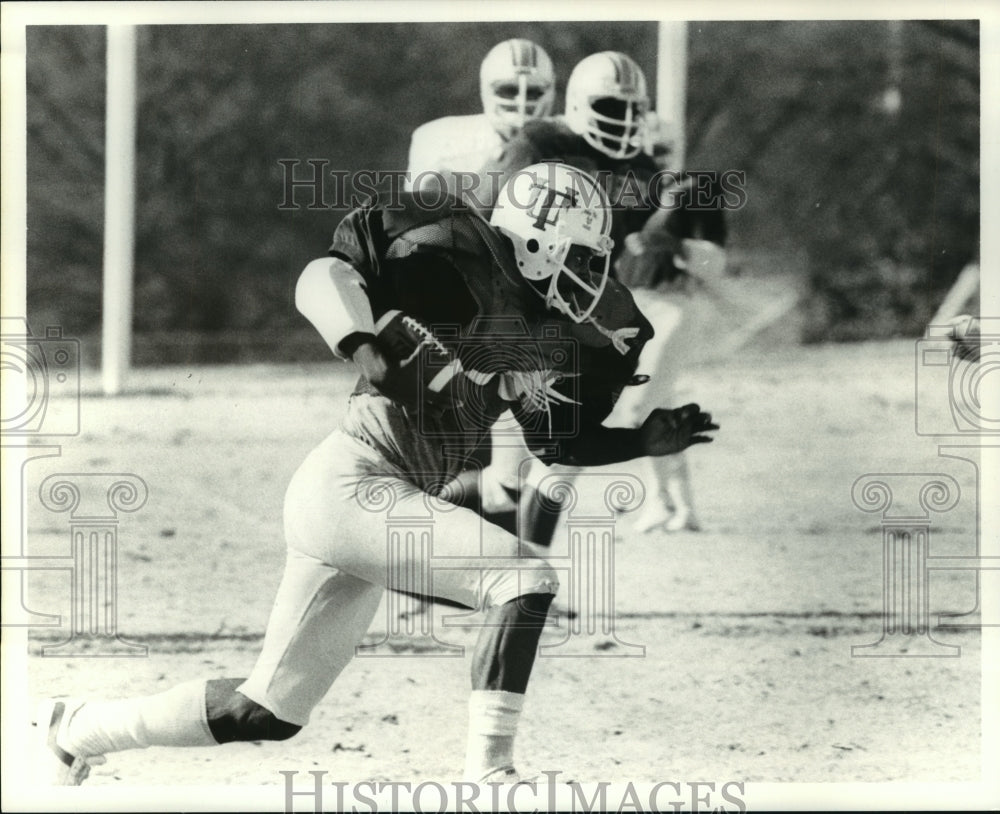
top-left (406, 113), bottom-right (506, 195)
top-left (406, 38), bottom-right (555, 199)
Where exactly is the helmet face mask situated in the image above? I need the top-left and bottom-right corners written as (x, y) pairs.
top-left (480, 39), bottom-right (555, 139)
top-left (545, 243), bottom-right (610, 322)
top-left (589, 97), bottom-right (646, 155)
top-left (490, 163), bottom-right (614, 323)
top-left (565, 52), bottom-right (650, 159)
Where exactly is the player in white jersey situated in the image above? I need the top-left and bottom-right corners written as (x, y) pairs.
top-left (405, 38), bottom-right (555, 199)
top-left (34, 164), bottom-right (717, 786)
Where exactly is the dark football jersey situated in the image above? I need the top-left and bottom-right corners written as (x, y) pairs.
top-left (325, 190), bottom-right (653, 480)
top-left (518, 276), bottom-right (653, 448)
top-left (477, 118), bottom-right (727, 282)
top-left (329, 192), bottom-right (533, 328)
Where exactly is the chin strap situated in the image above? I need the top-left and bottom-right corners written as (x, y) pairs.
top-left (498, 369), bottom-right (579, 438)
top-left (582, 313), bottom-right (640, 355)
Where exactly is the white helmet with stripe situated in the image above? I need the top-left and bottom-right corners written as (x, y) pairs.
top-left (480, 39), bottom-right (556, 140)
top-left (565, 51), bottom-right (649, 159)
top-left (490, 162), bottom-right (614, 323)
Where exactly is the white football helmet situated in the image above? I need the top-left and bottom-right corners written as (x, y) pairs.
top-left (480, 39), bottom-right (556, 140)
top-left (565, 51), bottom-right (649, 160)
top-left (490, 162), bottom-right (614, 323)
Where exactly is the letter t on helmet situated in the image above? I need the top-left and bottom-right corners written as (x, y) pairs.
top-left (490, 163), bottom-right (614, 323)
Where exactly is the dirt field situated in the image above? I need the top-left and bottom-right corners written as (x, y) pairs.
top-left (9, 338), bottom-right (991, 808)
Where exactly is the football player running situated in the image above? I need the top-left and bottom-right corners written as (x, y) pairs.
top-left (405, 38), bottom-right (558, 537)
top-left (406, 38), bottom-right (555, 201)
top-left (35, 164), bottom-right (717, 786)
top-left (475, 51), bottom-right (729, 538)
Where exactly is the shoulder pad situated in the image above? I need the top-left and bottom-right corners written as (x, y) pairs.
top-left (329, 206), bottom-right (379, 272)
top-left (379, 192), bottom-right (471, 242)
top-left (328, 193), bottom-right (472, 271)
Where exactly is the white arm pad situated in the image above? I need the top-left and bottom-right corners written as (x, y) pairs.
top-left (295, 257), bottom-right (376, 359)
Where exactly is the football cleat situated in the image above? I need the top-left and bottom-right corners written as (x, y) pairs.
top-left (632, 502), bottom-right (673, 534)
top-left (665, 507), bottom-right (701, 533)
top-left (32, 699), bottom-right (106, 786)
top-left (634, 502), bottom-right (700, 533)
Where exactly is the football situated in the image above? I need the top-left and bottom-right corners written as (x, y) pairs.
top-left (374, 309), bottom-right (464, 395)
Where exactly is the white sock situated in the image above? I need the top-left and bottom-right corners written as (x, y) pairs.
top-left (60, 679), bottom-right (216, 757)
top-left (463, 690), bottom-right (524, 780)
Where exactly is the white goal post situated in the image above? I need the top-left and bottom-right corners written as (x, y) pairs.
top-left (656, 21), bottom-right (688, 170)
top-left (101, 24), bottom-right (138, 396)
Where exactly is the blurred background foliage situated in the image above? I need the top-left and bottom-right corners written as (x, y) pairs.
top-left (25, 20), bottom-right (978, 361)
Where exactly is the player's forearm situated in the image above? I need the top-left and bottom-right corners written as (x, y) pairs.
top-left (347, 325), bottom-right (505, 414)
top-left (555, 426), bottom-right (645, 467)
top-left (556, 404), bottom-right (718, 466)
top-left (347, 337), bottom-right (393, 391)
top-left (344, 334), bottom-right (424, 408)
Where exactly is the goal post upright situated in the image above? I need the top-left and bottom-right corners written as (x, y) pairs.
top-left (656, 20), bottom-right (688, 170)
top-left (101, 24), bottom-right (138, 396)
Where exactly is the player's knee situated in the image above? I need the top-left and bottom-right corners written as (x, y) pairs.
top-left (206, 679), bottom-right (302, 744)
top-left (491, 562), bottom-right (560, 607)
top-left (530, 558), bottom-right (560, 599)
top-left (530, 563), bottom-right (560, 599)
